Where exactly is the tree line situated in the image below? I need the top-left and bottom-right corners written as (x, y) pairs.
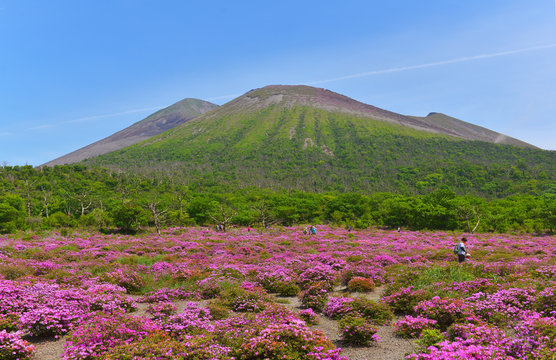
top-left (0, 165), bottom-right (554, 234)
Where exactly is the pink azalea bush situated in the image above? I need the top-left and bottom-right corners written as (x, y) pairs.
top-left (146, 301), bottom-right (176, 319)
top-left (299, 283), bottom-right (330, 312)
top-left (299, 308), bottom-right (320, 325)
top-left (0, 330), bottom-right (35, 360)
top-left (394, 315), bottom-right (437, 338)
top-left (238, 322), bottom-right (338, 359)
top-left (413, 296), bottom-right (476, 330)
top-left (62, 312), bottom-right (159, 360)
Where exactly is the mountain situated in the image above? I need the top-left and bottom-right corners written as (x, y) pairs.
top-left (78, 85), bottom-right (554, 196)
top-left (42, 98), bottom-right (218, 166)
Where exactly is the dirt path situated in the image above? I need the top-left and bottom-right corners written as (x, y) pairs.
top-left (275, 286), bottom-right (416, 360)
top-left (31, 337), bottom-right (66, 360)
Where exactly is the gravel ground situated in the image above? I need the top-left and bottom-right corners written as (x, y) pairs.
top-left (30, 337), bottom-right (66, 360)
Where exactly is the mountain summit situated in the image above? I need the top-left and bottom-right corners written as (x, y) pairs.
top-left (42, 98), bottom-right (217, 166)
top-left (217, 85), bottom-right (533, 147)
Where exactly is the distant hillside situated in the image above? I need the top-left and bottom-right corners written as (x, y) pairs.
top-left (410, 112), bottom-right (534, 149)
top-left (42, 98), bottom-right (218, 166)
top-left (79, 85), bottom-right (554, 196)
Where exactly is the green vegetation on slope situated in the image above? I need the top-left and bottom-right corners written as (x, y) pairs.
top-left (82, 105), bottom-right (555, 197)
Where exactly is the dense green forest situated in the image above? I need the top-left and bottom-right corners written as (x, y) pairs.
top-left (84, 106), bottom-right (556, 197)
top-left (0, 165), bottom-right (553, 234)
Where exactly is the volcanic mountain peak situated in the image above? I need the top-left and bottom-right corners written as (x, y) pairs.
top-left (220, 85), bottom-right (412, 120)
top-left (42, 98), bottom-right (218, 167)
top-left (199, 85), bottom-right (534, 148)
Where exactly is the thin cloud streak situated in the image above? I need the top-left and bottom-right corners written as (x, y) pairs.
top-left (206, 93), bottom-right (242, 101)
top-left (306, 43), bottom-right (556, 85)
top-left (29, 106), bottom-right (163, 131)
top-left (67, 106), bottom-right (163, 124)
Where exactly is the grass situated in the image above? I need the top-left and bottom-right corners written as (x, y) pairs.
top-left (410, 264), bottom-right (477, 289)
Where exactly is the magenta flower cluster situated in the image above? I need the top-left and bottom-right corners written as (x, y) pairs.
top-left (394, 315), bottom-right (437, 338)
top-left (0, 330), bottom-right (35, 360)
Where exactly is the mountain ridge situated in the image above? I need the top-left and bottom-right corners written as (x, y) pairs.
top-left (183, 85), bottom-right (534, 148)
top-left (41, 98), bottom-right (218, 167)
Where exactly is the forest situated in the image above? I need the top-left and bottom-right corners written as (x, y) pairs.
top-left (0, 164), bottom-right (553, 234)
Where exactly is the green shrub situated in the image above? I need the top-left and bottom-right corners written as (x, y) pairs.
top-left (0, 313), bottom-right (19, 332)
top-left (347, 277), bottom-right (375, 293)
top-left (338, 316), bottom-right (379, 345)
top-left (411, 265), bottom-right (476, 289)
top-left (416, 328), bottom-right (447, 353)
top-left (275, 281), bottom-right (300, 297)
top-left (206, 303), bottom-right (230, 320)
top-left (351, 298), bottom-right (393, 325)
top-left (382, 286), bottom-right (432, 315)
top-left (0, 265), bottom-right (30, 280)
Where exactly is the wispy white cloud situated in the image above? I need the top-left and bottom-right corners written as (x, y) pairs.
top-left (67, 106), bottom-right (162, 124)
top-left (206, 93), bottom-right (242, 101)
top-left (29, 106), bottom-right (162, 131)
top-left (306, 43), bottom-right (556, 85)
top-left (28, 124), bottom-right (54, 130)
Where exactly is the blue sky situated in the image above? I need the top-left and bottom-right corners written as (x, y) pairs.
top-left (1, 0), bottom-right (555, 166)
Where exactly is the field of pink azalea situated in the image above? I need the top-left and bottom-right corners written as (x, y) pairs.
top-left (0, 226), bottom-right (555, 360)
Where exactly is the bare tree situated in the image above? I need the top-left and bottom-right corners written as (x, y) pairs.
top-left (209, 203), bottom-right (237, 232)
top-left (61, 191), bottom-right (73, 217)
top-left (40, 188), bottom-right (52, 218)
top-left (145, 197), bottom-right (169, 235)
top-left (251, 200), bottom-right (273, 228)
top-left (19, 179), bottom-right (36, 217)
top-left (456, 204), bottom-right (481, 233)
top-left (73, 190), bottom-right (93, 216)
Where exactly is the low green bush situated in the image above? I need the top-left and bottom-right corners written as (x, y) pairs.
top-left (338, 316), bottom-right (379, 345)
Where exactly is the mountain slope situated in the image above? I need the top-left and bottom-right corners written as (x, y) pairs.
top-left (80, 85), bottom-right (554, 196)
top-left (201, 85), bottom-right (535, 147)
top-left (410, 112), bottom-right (534, 148)
top-left (42, 98), bottom-right (218, 166)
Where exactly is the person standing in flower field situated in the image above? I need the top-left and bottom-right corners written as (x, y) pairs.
top-left (454, 237), bottom-right (469, 263)
top-left (310, 225), bottom-right (317, 235)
